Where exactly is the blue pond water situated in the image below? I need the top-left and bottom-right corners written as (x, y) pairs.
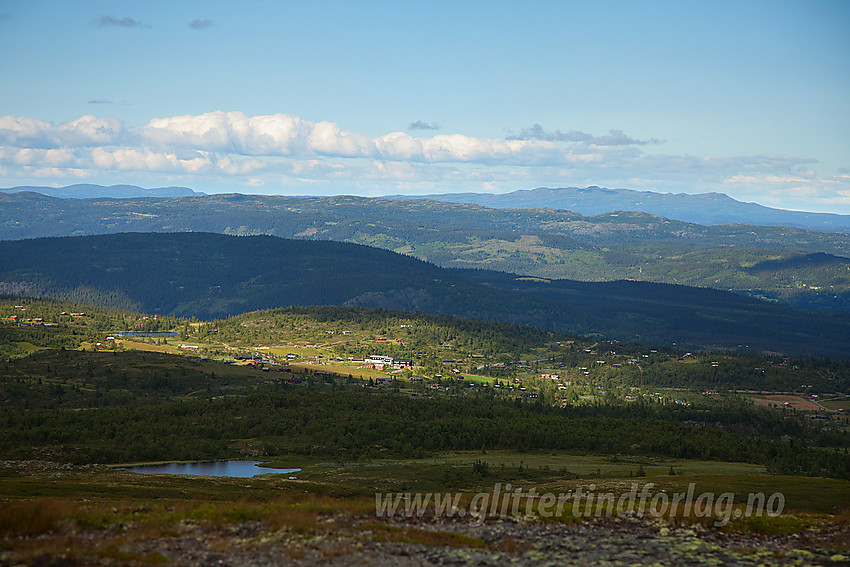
top-left (124, 461), bottom-right (300, 478)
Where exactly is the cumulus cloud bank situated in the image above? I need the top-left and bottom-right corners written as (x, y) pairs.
top-left (0, 115), bottom-right (128, 149)
top-left (0, 111), bottom-right (556, 166)
top-left (0, 110), bottom-right (846, 210)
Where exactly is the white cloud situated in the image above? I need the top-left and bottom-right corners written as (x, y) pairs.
top-left (91, 147), bottom-right (210, 174)
top-left (720, 171), bottom-right (850, 211)
top-left (137, 111), bottom-right (578, 165)
top-left (62, 115), bottom-right (126, 145)
top-left (13, 147), bottom-right (78, 166)
top-left (306, 120), bottom-right (375, 158)
top-left (0, 111), bottom-right (682, 171)
top-left (0, 114), bottom-right (126, 148)
top-left (29, 166), bottom-right (92, 179)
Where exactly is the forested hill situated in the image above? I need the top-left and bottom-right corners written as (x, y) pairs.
top-left (0, 232), bottom-right (563, 325)
top-left (1, 191), bottom-right (848, 313)
top-left (0, 232), bottom-right (848, 358)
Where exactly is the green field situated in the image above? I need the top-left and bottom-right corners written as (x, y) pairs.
top-left (821, 397), bottom-right (850, 411)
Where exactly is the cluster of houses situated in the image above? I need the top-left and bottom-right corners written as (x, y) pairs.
top-left (363, 355), bottom-right (414, 369)
top-left (95, 337), bottom-right (117, 349)
top-left (4, 307), bottom-right (92, 328)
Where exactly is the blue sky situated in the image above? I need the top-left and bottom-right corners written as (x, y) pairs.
top-left (1, 0), bottom-right (849, 213)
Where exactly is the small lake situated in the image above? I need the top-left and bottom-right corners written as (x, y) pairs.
top-left (112, 331), bottom-right (180, 337)
top-left (123, 461), bottom-right (301, 478)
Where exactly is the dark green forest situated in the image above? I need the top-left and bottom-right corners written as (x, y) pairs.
top-left (1, 386), bottom-right (848, 479)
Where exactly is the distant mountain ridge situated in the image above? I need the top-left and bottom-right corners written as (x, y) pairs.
top-left (386, 186), bottom-right (850, 232)
top-left (4, 183), bottom-right (848, 231)
top-left (0, 184), bottom-right (203, 199)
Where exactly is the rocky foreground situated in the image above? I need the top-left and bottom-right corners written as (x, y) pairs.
top-left (3, 513), bottom-right (850, 566)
